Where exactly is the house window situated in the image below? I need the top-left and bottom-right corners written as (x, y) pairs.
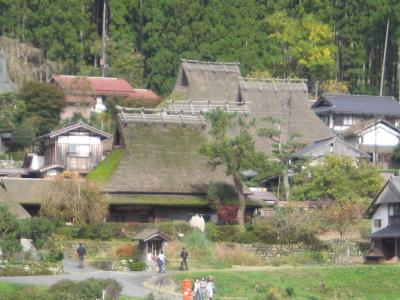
top-left (68, 144), bottom-right (90, 157)
top-left (389, 203), bottom-right (400, 227)
top-left (374, 219), bottom-right (382, 228)
top-left (343, 115), bottom-right (354, 126)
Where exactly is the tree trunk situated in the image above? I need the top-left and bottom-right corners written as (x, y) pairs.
top-left (283, 166), bottom-right (290, 201)
top-left (233, 173), bottom-right (245, 225)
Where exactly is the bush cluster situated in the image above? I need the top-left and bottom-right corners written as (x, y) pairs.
top-left (59, 222), bottom-right (126, 240)
top-left (158, 221), bottom-right (193, 238)
top-left (128, 261), bottom-right (147, 271)
top-left (206, 209), bottom-right (321, 247)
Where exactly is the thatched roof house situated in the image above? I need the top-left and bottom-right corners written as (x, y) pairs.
top-left (239, 79), bottom-right (333, 153)
top-left (174, 59), bottom-right (241, 101)
top-left (105, 120), bottom-right (233, 195)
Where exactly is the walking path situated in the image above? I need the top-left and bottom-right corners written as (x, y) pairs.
top-left (0, 258), bottom-right (180, 299)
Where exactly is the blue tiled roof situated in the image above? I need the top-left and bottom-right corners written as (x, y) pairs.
top-left (312, 94), bottom-right (400, 116)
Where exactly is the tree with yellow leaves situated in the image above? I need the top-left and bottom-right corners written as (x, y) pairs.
top-left (40, 172), bottom-right (108, 225)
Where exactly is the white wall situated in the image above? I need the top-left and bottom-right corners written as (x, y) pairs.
top-left (372, 203), bottom-right (388, 233)
top-left (58, 135), bottom-right (101, 145)
top-left (361, 124), bottom-right (400, 146)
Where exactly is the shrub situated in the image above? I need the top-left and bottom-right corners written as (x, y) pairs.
top-left (49, 278), bottom-right (122, 300)
top-left (266, 287), bottom-right (284, 300)
top-left (158, 221), bottom-right (193, 237)
top-left (286, 286), bottom-right (295, 296)
top-left (19, 217), bottom-right (56, 249)
top-left (205, 223), bottom-right (222, 242)
top-left (68, 223), bottom-right (125, 240)
top-left (128, 261), bottom-right (147, 271)
top-left (182, 231), bottom-right (212, 257)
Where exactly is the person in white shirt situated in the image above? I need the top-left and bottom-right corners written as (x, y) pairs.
top-left (157, 251), bottom-right (166, 273)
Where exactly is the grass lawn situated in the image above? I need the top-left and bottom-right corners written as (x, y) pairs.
top-left (86, 148), bottom-right (125, 183)
top-left (173, 264), bottom-right (400, 299)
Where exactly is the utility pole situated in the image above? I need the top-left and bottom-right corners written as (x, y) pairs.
top-left (380, 20), bottom-right (390, 96)
top-left (101, 0), bottom-right (107, 77)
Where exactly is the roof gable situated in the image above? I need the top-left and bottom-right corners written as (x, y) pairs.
top-left (37, 121), bottom-right (112, 140)
top-left (296, 137), bottom-right (370, 159)
top-left (132, 228), bottom-right (170, 241)
top-left (366, 177), bottom-right (400, 217)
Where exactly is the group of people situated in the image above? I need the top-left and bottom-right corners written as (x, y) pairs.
top-left (156, 247), bottom-right (189, 273)
top-left (193, 276), bottom-right (215, 300)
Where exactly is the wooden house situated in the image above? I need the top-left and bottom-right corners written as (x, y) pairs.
top-left (312, 94), bottom-right (400, 134)
top-left (366, 176), bottom-right (400, 262)
top-left (37, 121), bottom-right (111, 176)
top-left (295, 136), bottom-right (370, 164)
top-left (343, 119), bottom-right (400, 165)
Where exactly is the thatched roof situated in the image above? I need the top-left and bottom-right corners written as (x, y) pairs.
top-left (0, 51), bottom-right (16, 93)
top-left (174, 59), bottom-right (241, 101)
top-left (0, 178), bottom-right (51, 206)
top-left (104, 120), bottom-right (233, 194)
top-left (0, 178), bottom-right (54, 218)
top-left (239, 79), bottom-right (333, 154)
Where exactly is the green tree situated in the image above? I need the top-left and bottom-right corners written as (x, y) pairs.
top-left (0, 205), bottom-right (21, 258)
top-left (17, 81), bottom-right (65, 135)
top-left (200, 110), bottom-right (266, 225)
top-left (0, 93), bottom-right (26, 133)
top-left (292, 155), bottom-right (382, 204)
top-left (12, 122), bottom-right (36, 149)
top-left (258, 117), bottom-right (304, 201)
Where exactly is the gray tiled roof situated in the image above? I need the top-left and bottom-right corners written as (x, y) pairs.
top-left (370, 226), bottom-right (400, 238)
top-left (312, 94), bottom-right (400, 116)
top-left (0, 52), bottom-right (16, 93)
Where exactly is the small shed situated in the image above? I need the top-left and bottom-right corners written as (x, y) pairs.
top-left (133, 228), bottom-right (170, 264)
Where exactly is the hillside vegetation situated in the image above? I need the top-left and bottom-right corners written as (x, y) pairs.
top-left (1, 1), bottom-right (399, 96)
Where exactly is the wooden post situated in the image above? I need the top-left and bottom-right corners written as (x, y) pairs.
top-left (380, 20), bottom-right (390, 96)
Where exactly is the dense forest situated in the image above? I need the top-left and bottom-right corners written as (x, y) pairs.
top-left (0, 0), bottom-right (399, 97)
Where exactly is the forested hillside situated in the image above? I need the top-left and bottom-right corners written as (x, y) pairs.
top-left (0, 0), bottom-right (399, 97)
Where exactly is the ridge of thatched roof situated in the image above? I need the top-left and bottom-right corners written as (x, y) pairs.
top-left (239, 78), bottom-right (333, 154)
top-left (104, 120), bottom-right (233, 194)
top-left (174, 59), bottom-right (241, 101)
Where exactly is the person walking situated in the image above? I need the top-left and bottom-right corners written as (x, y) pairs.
top-left (192, 277), bottom-right (201, 300)
top-left (157, 251), bottom-right (166, 273)
top-left (76, 243), bottom-right (86, 268)
top-left (199, 276), bottom-right (208, 300)
top-left (180, 247), bottom-right (189, 271)
top-left (206, 276), bottom-right (215, 300)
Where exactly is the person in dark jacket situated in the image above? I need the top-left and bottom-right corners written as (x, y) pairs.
top-left (76, 243), bottom-right (86, 268)
top-left (180, 247), bottom-right (189, 270)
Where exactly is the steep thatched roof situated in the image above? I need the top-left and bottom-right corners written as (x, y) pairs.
top-left (0, 178), bottom-right (51, 206)
top-left (239, 79), bottom-right (333, 153)
top-left (104, 120), bottom-right (233, 194)
top-left (174, 59), bottom-right (241, 101)
top-left (0, 178), bottom-right (53, 218)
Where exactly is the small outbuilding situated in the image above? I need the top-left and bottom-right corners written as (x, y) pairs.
top-left (133, 228), bottom-right (170, 265)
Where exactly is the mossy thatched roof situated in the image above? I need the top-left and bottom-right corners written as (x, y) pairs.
top-left (104, 122), bottom-right (233, 194)
top-left (174, 59), bottom-right (241, 101)
top-left (239, 79), bottom-right (333, 154)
